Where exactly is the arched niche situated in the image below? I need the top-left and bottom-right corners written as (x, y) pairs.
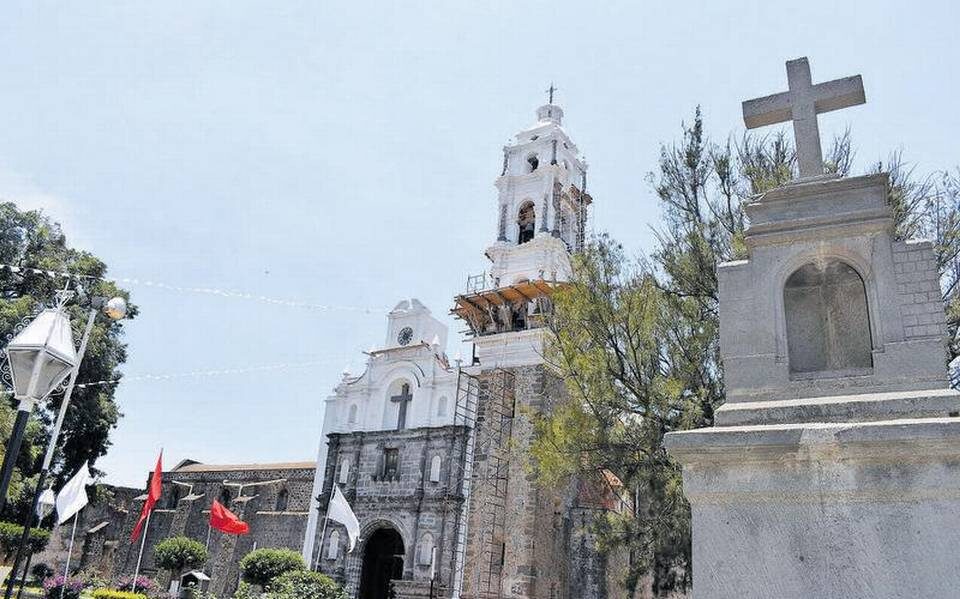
top-left (783, 259), bottom-right (873, 375)
top-left (517, 201), bottom-right (536, 244)
top-left (327, 530), bottom-right (340, 560)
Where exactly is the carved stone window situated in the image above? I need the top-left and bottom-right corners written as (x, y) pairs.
top-left (381, 448), bottom-right (400, 481)
top-left (783, 260), bottom-right (873, 375)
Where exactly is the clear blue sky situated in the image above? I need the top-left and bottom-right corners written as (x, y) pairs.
top-left (0, 1), bottom-right (956, 486)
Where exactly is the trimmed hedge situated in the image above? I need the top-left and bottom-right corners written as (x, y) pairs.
top-left (266, 570), bottom-right (347, 599)
top-left (91, 590), bottom-right (147, 599)
top-left (153, 536), bottom-right (208, 574)
top-left (0, 521), bottom-right (50, 560)
top-left (239, 548), bottom-right (305, 587)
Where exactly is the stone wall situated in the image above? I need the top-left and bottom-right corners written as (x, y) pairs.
top-left (893, 239), bottom-right (945, 340)
top-left (313, 424), bottom-right (469, 598)
top-left (33, 485), bottom-right (143, 582)
top-left (105, 461), bottom-right (315, 598)
top-left (461, 364), bottom-right (627, 599)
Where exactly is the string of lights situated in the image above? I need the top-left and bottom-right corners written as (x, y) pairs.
top-left (0, 358), bottom-right (338, 396)
top-left (0, 263), bottom-right (386, 314)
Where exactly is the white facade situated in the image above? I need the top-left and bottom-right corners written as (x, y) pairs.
top-left (485, 102), bottom-right (589, 287)
top-left (302, 299), bottom-right (459, 562)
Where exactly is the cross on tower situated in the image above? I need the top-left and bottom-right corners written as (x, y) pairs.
top-left (742, 57), bottom-right (865, 179)
top-left (390, 383), bottom-right (413, 430)
top-left (546, 83), bottom-right (558, 105)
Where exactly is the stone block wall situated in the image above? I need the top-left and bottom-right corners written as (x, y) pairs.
top-left (314, 425), bottom-right (469, 597)
top-left (461, 364), bottom-right (624, 599)
top-left (96, 462), bottom-right (316, 598)
top-left (893, 239), bottom-right (945, 340)
top-left (34, 485), bottom-right (143, 582)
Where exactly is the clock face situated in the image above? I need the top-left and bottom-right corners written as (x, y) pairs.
top-left (398, 327), bottom-right (414, 346)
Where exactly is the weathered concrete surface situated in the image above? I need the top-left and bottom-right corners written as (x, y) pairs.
top-left (666, 417), bottom-right (960, 599)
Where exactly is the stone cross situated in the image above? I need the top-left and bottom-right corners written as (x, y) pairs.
top-left (390, 383), bottom-right (413, 430)
top-left (546, 83), bottom-right (557, 104)
top-left (742, 57), bottom-right (865, 179)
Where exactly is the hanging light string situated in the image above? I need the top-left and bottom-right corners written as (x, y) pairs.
top-left (0, 263), bottom-right (386, 314)
top-left (0, 357), bottom-right (341, 396)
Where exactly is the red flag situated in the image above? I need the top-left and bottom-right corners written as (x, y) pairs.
top-left (131, 451), bottom-right (163, 542)
top-left (209, 499), bottom-right (250, 535)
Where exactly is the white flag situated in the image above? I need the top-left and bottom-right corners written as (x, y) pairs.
top-left (56, 462), bottom-right (91, 524)
top-left (327, 485), bottom-right (360, 553)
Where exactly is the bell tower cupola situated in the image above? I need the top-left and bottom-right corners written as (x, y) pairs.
top-left (487, 88), bottom-right (592, 286)
top-left (453, 89), bottom-right (595, 364)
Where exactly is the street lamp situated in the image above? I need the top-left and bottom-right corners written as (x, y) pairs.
top-left (1, 293), bottom-right (127, 599)
top-left (0, 305), bottom-right (79, 511)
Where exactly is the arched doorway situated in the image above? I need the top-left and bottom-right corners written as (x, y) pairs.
top-left (359, 527), bottom-right (405, 599)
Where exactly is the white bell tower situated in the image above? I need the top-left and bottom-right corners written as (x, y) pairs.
top-left (486, 87), bottom-right (591, 287)
top-left (453, 88), bottom-right (593, 367)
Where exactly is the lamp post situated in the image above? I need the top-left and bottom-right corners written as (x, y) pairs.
top-left (0, 296), bottom-right (79, 512)
top-left (1, 294), bottom-right (127, 599)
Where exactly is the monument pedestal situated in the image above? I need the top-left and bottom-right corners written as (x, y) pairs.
top-left (666, 389), bottom-right (960, 599)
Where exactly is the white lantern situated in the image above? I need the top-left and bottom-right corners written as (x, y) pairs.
top-left (36, 488), bottom-right (56, 519)
top-left (5, 309), bottom-right (78, 401)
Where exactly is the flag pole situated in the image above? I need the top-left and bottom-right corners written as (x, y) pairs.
top-left (59, 515), bottom-right (79, 599)
top-left (312, 454), bottom-right (340, 571)
top-left (131, 510), bottom-right (152, 595)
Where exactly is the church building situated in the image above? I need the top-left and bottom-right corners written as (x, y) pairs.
top-left (307, 95), bottom-right (627, 599)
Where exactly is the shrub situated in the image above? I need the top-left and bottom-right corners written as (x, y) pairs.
top-left (238, 548), bottom-right (305, 587)
top-left (91, 590), bottom-right (147, 599)
top-left (264, 570), bottom-right (347, 599)
top-left (31, 562), bottom-right (53, 582)
top-left (42, 575), bottom-right (85, 599)
top-left (153, 536), bottom-right (209, 575)
top-left (0, 521), bottom-right (50, 561)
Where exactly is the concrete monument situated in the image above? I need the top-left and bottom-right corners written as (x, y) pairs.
top-left (665, 57), bottom-right (960, 598)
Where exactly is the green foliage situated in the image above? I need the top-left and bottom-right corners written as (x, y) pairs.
top-left (91, 590), bottom-right (147, 599)
top-left (0, 520), bottom-right (50, 561)
top-left (231, 581), bottom-right (256, 599)
top-left (153, 536), bottom-right (208, 575)
top-left (0, 202), bottom-right (136, 519)
top-left (31, 562), bottom-right (53, 581)
top-left (534, 107), bottom-right (960, 596)
top-left (238, 548), bottom-right (305, 587)
top-left (263, 570), bottom-right (347, 599)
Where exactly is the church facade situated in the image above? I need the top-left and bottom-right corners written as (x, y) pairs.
top-left (53, 97), bottom-right (626, 599)
top-left (307, 98), bottom-right (628, 599)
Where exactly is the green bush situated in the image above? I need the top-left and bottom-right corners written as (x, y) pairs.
top-left (31, 562), bottom-right (53, 582)
top-left (238, 548), bottom-right (305, 587)
top-left (0, 520), bottom-right (50, 560)
top-left (91, 590), bottom-right (148, 599)
top-left (264, 570), bottom-right (347, 599)
top-left (153, 536), bottom-right (208, 575)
